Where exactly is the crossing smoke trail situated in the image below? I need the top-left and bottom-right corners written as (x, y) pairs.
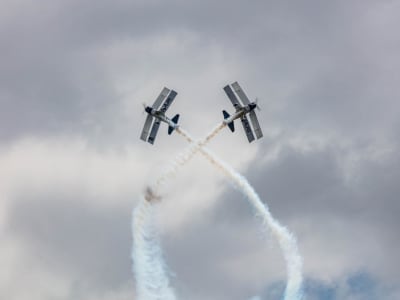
top-left (132, 123), bottom-right (225, 300)
top-left (154, 123), bottom-right (225, 190)
top-left (132, 123), bottom-right (303, 300)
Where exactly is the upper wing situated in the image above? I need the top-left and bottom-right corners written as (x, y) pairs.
top-left (147, 119), bottom-right (161, 144)
top-left (223, 85), bottom-right (241, 107)
top-left (159, 90), bottom-right (178, 113)
top-left (248, 110), bottom-right (263, 139)
top-left (152, 87), bottom-right (170, 109)
top-left (140, 114), bottom-right (154, 141)
top-left (240, 115), bottom-right (255, 143)
top-left (232, 82), bottom-right (251, 105)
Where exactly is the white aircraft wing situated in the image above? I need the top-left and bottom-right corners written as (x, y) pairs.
top-left (140, 114), bottom-right (154, 141)
top-left (147, 119), bottom-right (161, 144)
top-left (152, 87), bottom-right (170, 109)
top-left (159, 90), bottom-right (178, 113)
top-left (223, 85), bottom-right (241, 107)
top-left (232, 82), bottom-right (251, 105)
top-left (241, 115), bottom-right (255, 143)
top-left (249, 110), bottom-right (263, 139)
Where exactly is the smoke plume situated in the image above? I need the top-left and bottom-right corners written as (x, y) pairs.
top-left (132, 123), bottom-right (303, 300)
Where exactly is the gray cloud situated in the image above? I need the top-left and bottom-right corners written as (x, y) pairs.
top-left (262, 271), bottom-right (398, 300)
top-left (3, 0), bottom-right (398, 141)
top-left (3, 189), bottom-right (134, 299)
top-left (1, 0), bottom-right (400, 299)
top-left (161, 141), bottom-right (400, 298)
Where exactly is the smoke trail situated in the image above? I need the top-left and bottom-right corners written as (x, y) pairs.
top-left (132, 123), bottom-right (225, 300)
top-left (176, 130), bottom-right (304, 300)
top-left (132, 196), bottom-right (177, 300)
top-left (154, 122), bottom-right (225, 190)
top-left (133, 123), bottom-right (303, 300)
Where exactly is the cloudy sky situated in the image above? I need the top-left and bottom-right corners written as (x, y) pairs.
top-left (1, 0), bottom-right (400, 299)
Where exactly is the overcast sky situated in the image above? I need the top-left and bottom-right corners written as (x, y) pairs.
top-left (1, 0), bottom-right (400, 299)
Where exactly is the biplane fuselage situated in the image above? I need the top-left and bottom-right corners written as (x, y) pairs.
top-left (144, 106), bottom-right (179, 129)
top-left (223, 103), bottom-right (257, 125)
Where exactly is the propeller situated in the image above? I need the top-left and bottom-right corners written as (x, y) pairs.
top-left (142, 102), bottom-right (147, 115)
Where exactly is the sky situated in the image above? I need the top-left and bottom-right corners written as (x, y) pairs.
top-left (1, 0), bottom-right (400, 299)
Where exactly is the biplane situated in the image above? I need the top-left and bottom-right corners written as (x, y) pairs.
top-left (222, 82), bottom-right (263, 143)
top-left (140, 87), bottom-right (180, 145)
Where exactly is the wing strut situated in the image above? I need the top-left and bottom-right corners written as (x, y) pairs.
top-left (140, 114), bottom-right (154, 141)
top-left (232, 82), bottom-right (251, 105)
top-left (152, 87), bottom-right (170, 109)
top-left (249, 110), bottom-right (263, 139)
top-left (148, 120), bottom-right (161, 144)
top-left (160, 90), bottom-right (178, 113)
top-left (223, 85), bottom-right (241, 108)
top-left (241, 115), bottom-right (255, 143)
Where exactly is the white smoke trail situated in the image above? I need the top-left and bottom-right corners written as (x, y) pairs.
top-left (176, 128), bottom-right (304, 300)
top-left (132, 123), bottom-right (225, 300)
top-left (133, 123), bottom-right (303, 300)
top-left (132, 197), bottom-right (177, 300)
top-left (155, 123), bottom-right (225, 190)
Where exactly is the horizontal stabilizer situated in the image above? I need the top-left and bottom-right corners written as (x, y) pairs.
top-left (223, 110), bottom-right (230, 119)
top-left (223, 110), bottom-right (235, 132)
top-left (168, 114), bottom-right (180, 135)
